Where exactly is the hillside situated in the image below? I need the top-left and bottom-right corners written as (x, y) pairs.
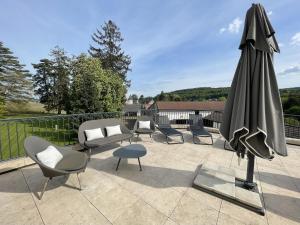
top-left (154, 87), bottom-right (300, 114)
top-left (158, 87), bottom-right (300, 101)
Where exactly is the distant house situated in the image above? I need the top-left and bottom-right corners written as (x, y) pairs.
top-left (149, 101), bottom-right (225, 128)
top-left (123, 103), bottom-right (142, 116)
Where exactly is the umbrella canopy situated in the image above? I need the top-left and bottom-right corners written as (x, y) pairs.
top-left (220, 3), bottom-right (287, 160)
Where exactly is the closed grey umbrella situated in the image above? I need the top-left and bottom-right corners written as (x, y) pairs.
top-left (220, 3), bottom-right (287, 187)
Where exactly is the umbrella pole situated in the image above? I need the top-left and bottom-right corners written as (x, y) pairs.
top-left (244, 152), bottom-right (256, 189)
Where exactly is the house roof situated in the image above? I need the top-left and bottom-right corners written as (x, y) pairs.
top-left (123, 104), bottom-right (141, 112)
top-left (154, 101), bottom-right (225, 111)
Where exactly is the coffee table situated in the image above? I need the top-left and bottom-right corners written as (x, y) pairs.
top-left (113, 144), bottom-right (147, 171)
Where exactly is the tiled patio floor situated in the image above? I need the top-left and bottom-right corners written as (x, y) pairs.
top-left (0, 131), bottom-right (299, 225)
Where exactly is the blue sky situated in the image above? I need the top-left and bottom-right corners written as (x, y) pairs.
top-left (1, 0), bottom-right (300, 96)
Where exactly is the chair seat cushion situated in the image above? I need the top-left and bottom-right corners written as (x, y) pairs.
top-left (85, 133), bottom-right (132, 148)
top-left (135, 128), bottom-right (153, 134)
top-left (36, 145), bottom-right (63, 168)
top-left (55, 150), bottom-right (88, 171)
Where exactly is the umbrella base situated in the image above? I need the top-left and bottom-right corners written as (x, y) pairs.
top-left (193, 163), bottom-right (265, 215)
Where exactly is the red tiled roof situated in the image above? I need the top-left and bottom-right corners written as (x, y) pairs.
top-left (155, 101), bottom-right (225, 111)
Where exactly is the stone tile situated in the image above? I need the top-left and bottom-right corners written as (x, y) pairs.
top-left (0, 171), bottom-right (43, 225)
top-left (141, 185), bottom-right (183, 216)
top-left (87, 186), bottom-right (139, 222)
top-left (113, 199), bottom-right (167, 225)
top-left (263, 192), bottom-right (300, 224)
top-left (185, 187), bottom-right (222, 211)
top-left (217, 213), bottom-right (246, 225)
top-left (170, 193), bottom-right (219, 225)
top-left (164, 218), bottom-right (179, 225)
top-left (220, 201), bottom-right (268, 225)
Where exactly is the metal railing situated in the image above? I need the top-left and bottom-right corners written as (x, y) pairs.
top-left (0, 109), bottom-right (298, 162)
top-left (284, 114), bottom-right (300, 139)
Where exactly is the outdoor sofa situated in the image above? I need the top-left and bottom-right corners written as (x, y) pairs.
top-left (189, 114), bottom-right (213, 145)
top-left (78, 118), bottom-right (133, 159)
top-left (24, 136), bottom-right (88, 200)
top-left (157, 115), bottom-right (184, 144)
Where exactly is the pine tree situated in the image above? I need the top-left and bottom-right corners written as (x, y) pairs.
top-left (89, 20), bottom-right (131, 87)
top-left (0, 41), bottom-right (32, 102)
top-left (50, 46), bottom-right (71, 114)
top-left (32, 46), bottom-right (71, 114)
top-left (32, 59), bottom-right (55, 111)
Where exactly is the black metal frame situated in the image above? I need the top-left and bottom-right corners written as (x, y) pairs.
top-left (192, 134), bottom-right (214, 145)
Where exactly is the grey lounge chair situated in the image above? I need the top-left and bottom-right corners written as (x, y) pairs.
top-left (157, 115), bottom-right (184, 144)
top-left (24, 136), bottom-right (88, 200)
top-left (189, 114), bottom-right (213, 145)
top-left (133, 116), bottom-right (155, 141)
top-left (78, 118), bottom-right (133, 159)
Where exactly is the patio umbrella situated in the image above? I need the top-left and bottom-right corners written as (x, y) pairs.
top-left (220, 3), bottom-right (287, 188)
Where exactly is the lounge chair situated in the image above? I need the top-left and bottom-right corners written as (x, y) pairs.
top-left (24, 136), bottom-right (88, 200)
top-left (157, 115), bottom-right (184, 144)
top-left (189, 114), bottom-right (213, 145)
top-left (78, 118), bottom-right (133, 159)
top-left (133, 116), bottom-right (155, 141)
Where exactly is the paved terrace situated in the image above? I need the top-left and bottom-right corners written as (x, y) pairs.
top-left (0, 131), bottom-right (299, 225)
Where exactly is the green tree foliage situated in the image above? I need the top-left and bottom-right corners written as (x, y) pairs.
top-left (0, 95), bottom-right (6, 113)
top-left (131, 94), bottom-right (138, 104)
top-left (32, 59), bottom-right (55, 111)
top-left (50, 47), bottom-right (71, 114)
top-left (0, 41), bottom-right (32, 102)
top-left (89, 20), bottom-right (131, 87)
top-left (138, 95), bottom-right (145, 104)
top-left (70, 54), bottom-right (125, 113)
top-left (32, 46), bottom-right (71, 114)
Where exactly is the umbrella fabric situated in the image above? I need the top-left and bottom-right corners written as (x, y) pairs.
top-left (220, 3), bottom-right (287, 159)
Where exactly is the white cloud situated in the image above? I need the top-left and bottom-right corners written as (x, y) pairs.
top-left (219, 27), bottom-right (226, 34)
top-left (278, 42), bottom-right (284, 47)
top-left (291, 32), bottom-right (300, 46)
top-left (278, 65), bottom-right (300, 76)
top-left (219, 17), bottom-right (243, 34)
top-left (267, 11), bottom-right (273, 16)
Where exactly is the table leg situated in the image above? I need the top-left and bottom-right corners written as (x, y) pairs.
top-left (138, 157), bottom-right (142, 171)
top-left (116, 158), bottom-right (121, 171)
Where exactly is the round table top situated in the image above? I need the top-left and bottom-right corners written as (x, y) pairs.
top-left (113, 144), bottom-right (147, 158)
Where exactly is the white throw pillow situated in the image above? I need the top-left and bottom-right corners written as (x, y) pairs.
top-left (85, 128), bottom-right (104, 141)
top-left (106, 125), bottom-right (122, 137)
top-left (139, 121), bottom-right (151, 129)
top-left (36, 145), bottom-right (63, 168)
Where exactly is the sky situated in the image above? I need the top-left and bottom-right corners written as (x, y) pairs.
top-left (1, 0), bottom-right (300, 97)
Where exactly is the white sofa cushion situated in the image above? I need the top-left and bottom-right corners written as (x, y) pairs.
top-left (36, 145), bottom-right (63, 168)
top-left (139, 121), bottom-right (151, 129)
top-left (85, 128), bottom-right (104, 141)
top-left (106, 125), bottom-right (122, 137)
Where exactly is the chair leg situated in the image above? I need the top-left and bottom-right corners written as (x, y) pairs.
top-left (136, 134), bottom-right (139, 142)
top-left (40, 177), bottom-right (50, 200)
top-left (181, 135), bottom-right (184, 143)
top-left (76, 173), bottom-right (82, 190)
top-left (210, 136), bottom-right (214, 145)
top-left (129, 138), bottom-right (132, 144)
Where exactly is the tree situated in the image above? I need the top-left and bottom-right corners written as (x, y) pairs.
top-left (131, 94), bottom-right (138, 104)
top-left (70, 54), bottom-right (125, 113)
top-left (139, 95), bottom-right (145, 104)
top-left (50, 46), bottom-right (71, 114)
top-left (32, 46), bottom-right (71, 114)
top-left (0, 41), bottom-right (32, 102)
top-left (32, 59), bottom-right (55, 111)
top-left (157, 91), bottom-right (168, 101)
top-left (89, 20), bottom-right (131, 86)
top-left (0, 95), bottom-right (5, 114)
